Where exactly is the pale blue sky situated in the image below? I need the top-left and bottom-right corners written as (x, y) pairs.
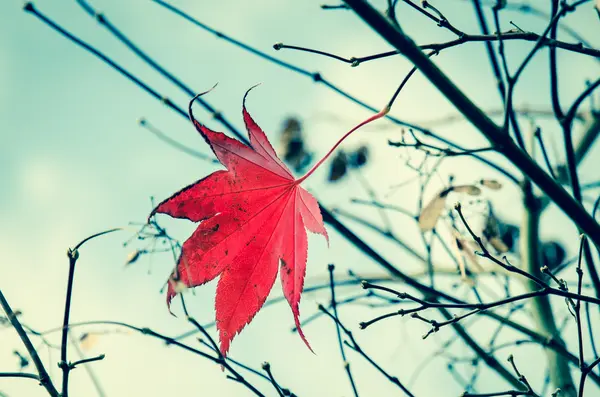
top-left (1, 1), bottom-right (599, 396)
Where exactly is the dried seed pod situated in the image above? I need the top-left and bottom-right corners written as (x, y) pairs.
top-left (280, 117), bottom-right (312, 172)
top-left (349, 145), bottom-right (368, 168)
top-left (500, 224), bottom-right (520, 252)
top-left (541, 241), bottom-right (566, 271)
top-left (328, 150), bottom-right (348, 182)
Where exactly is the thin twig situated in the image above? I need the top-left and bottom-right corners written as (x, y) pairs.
top-left (0, 291), bottom-right (59, 396)
top-left (319, 305), bottom-right (416, 396)
top-left (328, 264), bottom-right (359, 397)
top-left (60, 228), bottom-right (121, 397)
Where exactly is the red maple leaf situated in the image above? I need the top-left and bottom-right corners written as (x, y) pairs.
top-left (151, 88), bottom-right (386, 356)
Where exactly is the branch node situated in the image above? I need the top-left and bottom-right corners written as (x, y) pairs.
top-left (67, 248), bottom-right (79, 261)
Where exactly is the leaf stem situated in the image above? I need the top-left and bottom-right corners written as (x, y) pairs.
top-left (296, 108), bottom-right (389, 184)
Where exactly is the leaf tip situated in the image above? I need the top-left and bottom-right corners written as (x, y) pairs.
top-left (242, 84), bottom-right (262, 110)
top-left (290, 305), bottom-right (314, 354)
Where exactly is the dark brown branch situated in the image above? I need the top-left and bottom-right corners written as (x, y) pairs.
top-left (0, 290), bottom-right (59, 396)
top-left (331, 204), bottom-right (600, 382)
top-left (39, 319), bottom-right (268, 396)
top-left (273, 31), bottom-right (600, 67)
top-left (343, 0), bottom-right (600, 246)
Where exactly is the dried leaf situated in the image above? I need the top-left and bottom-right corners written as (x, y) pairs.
top-left (483, 204), bottom-right (518, 253)
top-left (79, 333), bottom-right (100, 351)
top-left (488, 237), bottom-right (510, 254)
top-left (483, 209), bottom-right (509, 253)
top-left (480, 179), bottom-right (502, 190)
top-left (453, 185), bottom-right (482, 196)
top-left (125, 250), bottom-right (142, 266)
top-left (419, 193), bottom-right (448, 231)
top-left (452, 229), bottom-right (483, 273)
top-left (450, 235), bottom-right (469, 281)
top-left (419, 185), bottom-right (480, 231)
